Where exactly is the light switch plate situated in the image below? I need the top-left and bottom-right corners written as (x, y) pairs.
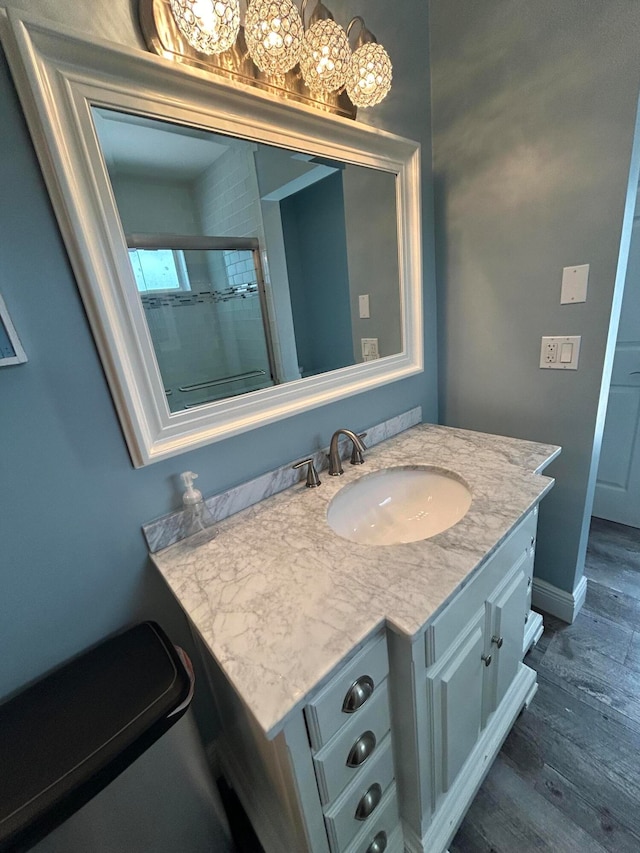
top-left (358, 294), bottom-right (370, 318)
top-left (540, 335), bottom-right (581, 369)
top-left (561, 265), bottom-right (589, 304)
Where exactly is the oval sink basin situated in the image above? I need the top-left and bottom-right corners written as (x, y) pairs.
top-left (327, 466), bottom-right (472, 546)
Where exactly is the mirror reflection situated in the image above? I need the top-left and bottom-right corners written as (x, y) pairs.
top-left (92, 108), bottom-right (402, 413)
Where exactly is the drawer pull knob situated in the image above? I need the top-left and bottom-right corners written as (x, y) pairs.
top-left (343, 675), bottom-right (375, 713)
top-left (355, 783), bottom-right (382, 820)
top-left (347, 731), bottom-right (376, 767)
top-left (530, 536), bottom-right (536, 547)
top-left (481, 653), bottom-right (492, 667)
top-left (491, 635), bottom-right (503, 649)
top-left (365, 831), bottom-right (388, 853)
top-left (528, 576), bottom-right (532, 588)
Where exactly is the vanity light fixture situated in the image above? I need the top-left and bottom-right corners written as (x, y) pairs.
top-left (244, 0), bottom-right (304, 76)
top-left (169, 0), bottom-right (240, 55)
top-left (142, 0), bottom-right (392, 116)
top-left (345, 16), bottom-right (392, 108)
top-left (299, 0), bottom-right (351, 94)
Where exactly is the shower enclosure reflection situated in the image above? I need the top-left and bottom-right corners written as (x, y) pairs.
top-left (93, 107), bottom-right (402, 412)
top-left (128, 236), bottom-right (276, 412)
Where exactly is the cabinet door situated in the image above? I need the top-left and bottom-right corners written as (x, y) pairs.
top-left (486, 555), bottom-right (529, 717)
top-left (427, 610), bottom-right (485, 794)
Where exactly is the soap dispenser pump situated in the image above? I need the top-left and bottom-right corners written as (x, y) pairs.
top-left (180, 471), bottom-right (216, 542)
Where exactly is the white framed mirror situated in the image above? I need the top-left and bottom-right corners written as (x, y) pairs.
top-left (1, 9), bottom-right (422, 467)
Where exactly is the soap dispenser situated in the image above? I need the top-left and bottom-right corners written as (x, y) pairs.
top-left (180, 471), bottom-right (217, 543)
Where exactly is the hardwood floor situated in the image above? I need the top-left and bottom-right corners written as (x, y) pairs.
top-left (450, 516), bottom-right (640, 853)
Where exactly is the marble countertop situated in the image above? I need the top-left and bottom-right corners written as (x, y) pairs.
top-left (152, 423), bottom-right (559, 738)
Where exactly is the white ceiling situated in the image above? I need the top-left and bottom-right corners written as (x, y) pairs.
top-left (92, 107), bottom-right (230, 181)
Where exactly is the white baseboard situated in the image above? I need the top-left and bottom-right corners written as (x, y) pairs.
top-left (531, 575), bottom-right (587, 624)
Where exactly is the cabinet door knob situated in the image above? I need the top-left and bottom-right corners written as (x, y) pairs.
top-left (491, 635), bottom-right (503, 649)
top-left (481, 653), bottom-right (492, 667)
top-left (355, 782), bottom-right (382, 820)
top-left (365, 831), bottom-right (388, 853)
top-left (346, 731), bottom-right (377, 767)
top-left (342, 675), bottom-right (374, 713)
top-left (530, 536), bottom-right (536, 547)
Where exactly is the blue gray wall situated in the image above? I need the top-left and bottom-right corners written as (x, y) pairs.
top-left (430, 0), bottom-right (640, 597)
top-left (0, 0), bottom-right (436, 734)
top-left (281, 171), bottom-right (354, 375)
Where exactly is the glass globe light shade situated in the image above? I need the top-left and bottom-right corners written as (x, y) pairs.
top-left (346, 42), bottom-right (392, 107)
top-left (170, 0), bottom-right (240, 55)
top-left (300, 19), bottom-right (351, 93)
top-left (245, 0), bottom-right (304, 75)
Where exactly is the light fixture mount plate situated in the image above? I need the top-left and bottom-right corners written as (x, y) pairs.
top-left (138, 0), bottom-right (357, 119)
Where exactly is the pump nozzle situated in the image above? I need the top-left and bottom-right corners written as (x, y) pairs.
top-left (180, 471), bottom-right (203, 507)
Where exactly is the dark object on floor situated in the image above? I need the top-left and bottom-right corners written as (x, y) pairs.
top-left (0, 622), bottom-right (192, 853)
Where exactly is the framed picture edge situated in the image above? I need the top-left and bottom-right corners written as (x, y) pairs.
top-left (0, 292), bottom-right (27, 366)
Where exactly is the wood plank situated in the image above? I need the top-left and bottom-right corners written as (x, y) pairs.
top-left (501, 719), bottom-right (640, 852)
top-left (503, 679), bottom-right (640, 837)
top-left (448, 820), bottom-right (494, 853)
top-left (534, 637), bottom-right (640, 727)
top-left (537, 607), bottom-right (633, 666)
top-left (525, 658), bottom-right (640, 736)
top-left (582, 578), bottom-right (640, 634)
top-left (585, 518), bottom-right (640, 600)
top-left (585, 560), bottom-right (640, 603)
top-left (538, 646), bottom-right (640, 725)
top-left (533, 764), bottom-right (640, 853)
top-left (589, 516), bottom-right (640, 556)
top-left (625, 631), bottom-right (640, 674)
top-left (452, 754), bottom-right (607, 852)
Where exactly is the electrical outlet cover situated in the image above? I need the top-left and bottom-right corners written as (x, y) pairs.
top-left (540, 335), bottom-right (581, 370)
top-left (361, 337), bottom-right (379, 361)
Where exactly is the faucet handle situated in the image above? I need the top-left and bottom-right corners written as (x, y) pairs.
top-left (351, 432), bottom-right (367, 465)
top-left (292, 458), bottom-right (321, 488)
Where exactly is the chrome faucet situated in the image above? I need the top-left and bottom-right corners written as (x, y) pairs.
top-left (328, 429), bottom-right (366, 476)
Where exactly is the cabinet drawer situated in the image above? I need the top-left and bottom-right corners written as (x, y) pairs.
top-left (324, 734), bottom-right (395, 853)
top-left (305, 633), bottom-right (389, 752)
top-left (313, 680), bottom-right (390, 805)
top-left (427, 509), bottom-right (538, 664)
top-left (342, 784), bottom-right (401, 853)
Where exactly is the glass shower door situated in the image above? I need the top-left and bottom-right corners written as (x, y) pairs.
top-left (128, 235), bottom-right (277, 413)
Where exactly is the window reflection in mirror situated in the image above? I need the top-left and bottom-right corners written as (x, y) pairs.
top-left (92, 107), bottom-right (402, 413)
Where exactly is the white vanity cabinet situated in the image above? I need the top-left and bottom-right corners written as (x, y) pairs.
top-left (388, 507), bottom-right (540, 853)
top-left (205, 506), bottom-right (541, 853)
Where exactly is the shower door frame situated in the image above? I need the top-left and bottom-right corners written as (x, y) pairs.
top-left (127, 233), bottom-right (279, 404)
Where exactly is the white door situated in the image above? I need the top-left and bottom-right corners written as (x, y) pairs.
top-left (593, 200), bottom-right (640, 528)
